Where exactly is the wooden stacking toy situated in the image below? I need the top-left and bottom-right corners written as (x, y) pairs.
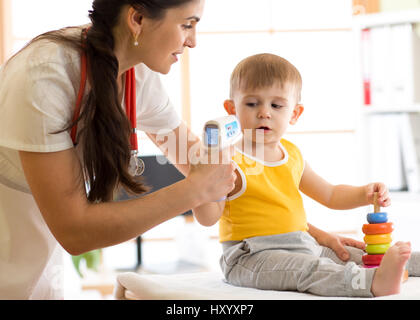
top-left (362, 192), bottom-right (393, 268)
top-left (361, 192), bottom-right (408, 282)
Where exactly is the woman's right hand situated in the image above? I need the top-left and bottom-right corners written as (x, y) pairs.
top-left (187, 145), bottom-right (236, 204)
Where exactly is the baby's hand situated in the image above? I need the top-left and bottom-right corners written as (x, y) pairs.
top-left (366, 182), bottom-right (391, 208)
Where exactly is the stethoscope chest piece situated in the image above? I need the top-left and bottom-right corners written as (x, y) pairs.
top-left (129, 155), bottom-right (145, 177)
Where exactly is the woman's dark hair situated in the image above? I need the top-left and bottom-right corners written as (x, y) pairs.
top-left (13, 0), bottom-right (194, 202)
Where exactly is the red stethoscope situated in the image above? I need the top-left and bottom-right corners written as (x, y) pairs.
top-left (71, 28), bottom-right (145, 176)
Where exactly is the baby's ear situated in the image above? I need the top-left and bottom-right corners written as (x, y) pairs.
top-left (224, 100), bottom-right (236, 115)
top-left (289, 104), bottom-right (304, 125)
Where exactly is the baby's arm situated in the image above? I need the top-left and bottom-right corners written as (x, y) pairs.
top-left (193, 167), bottom-right (242, 226)
top-left (193, 201), bottom-right (226, 226)
top-left (299, 162), bottom-right (390, 210)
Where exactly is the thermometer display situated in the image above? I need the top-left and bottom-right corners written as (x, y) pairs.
top-left (205, 125), bottom-right (219, 146)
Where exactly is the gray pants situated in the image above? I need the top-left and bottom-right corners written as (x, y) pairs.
top-left (220, 232), bottom-right (378, 297)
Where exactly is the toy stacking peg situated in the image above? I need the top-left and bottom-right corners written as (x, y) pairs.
top-left (373, 192), bottom-right (380, 214)
top-left (361, 192), bottom-right (408, 282)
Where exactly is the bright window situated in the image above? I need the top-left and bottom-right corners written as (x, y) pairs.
top-left (10, 0), bottom-right (91, 52)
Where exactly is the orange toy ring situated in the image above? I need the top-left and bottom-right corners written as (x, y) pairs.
top-left (362, 222), bottom-right (393, 235)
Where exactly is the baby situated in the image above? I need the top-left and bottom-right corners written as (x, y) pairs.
top-left (193, 53), bottom-right (418, 297)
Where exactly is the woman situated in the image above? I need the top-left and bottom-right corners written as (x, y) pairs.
top-left (0, 0), bottom-right (237, 299)
top-left (0, 0), bottom-right (364, 299)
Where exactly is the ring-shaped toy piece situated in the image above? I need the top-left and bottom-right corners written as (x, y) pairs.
top-left (366, 243), bottom-right (391, 254)
top-left (362, 222), bottom-right (393, 235)
top-left (403, 270), bottom-right (409, 282)
top-left (364, 233), bottom-right (392, 245)
top-left (362, 254), bottom-right (384, 265)
top-left (367, 212), bottom-right (388, 224)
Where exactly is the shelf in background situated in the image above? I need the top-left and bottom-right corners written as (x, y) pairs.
top-left (362, 104), bottom-right (420, 114)
top-left (353, 9), bottom-right (420, 28)
top-left (390, 191), bottom-right (420, 203)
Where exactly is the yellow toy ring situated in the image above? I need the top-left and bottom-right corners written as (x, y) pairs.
top-left (364, 233), bottom-right (392, 245)
top-left (366, 243), bottom-right (391, 254)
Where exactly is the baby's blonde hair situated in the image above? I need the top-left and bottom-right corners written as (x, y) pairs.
top-left (229, 53), bottom-right (302, 103)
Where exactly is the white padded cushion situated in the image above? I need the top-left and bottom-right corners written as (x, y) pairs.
top-left (114, 271), bottom-right (420, 300)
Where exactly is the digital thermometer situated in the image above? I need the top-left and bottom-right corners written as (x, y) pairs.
top-left (203, 115), bottom-right (243, 150)
top-left (202, 116), bottom-right (242, 202)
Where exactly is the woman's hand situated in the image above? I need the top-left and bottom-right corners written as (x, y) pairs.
top-left (308, 223), bottom-right (365, 261)
top-left (187, 145), bottom-right (236, 204)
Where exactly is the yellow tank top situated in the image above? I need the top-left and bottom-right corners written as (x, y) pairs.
top-left (219, 139), bottom-right (308, 242)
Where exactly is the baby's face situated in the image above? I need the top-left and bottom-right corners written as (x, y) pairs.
top-left (233, 82), bottom-right (301, 145)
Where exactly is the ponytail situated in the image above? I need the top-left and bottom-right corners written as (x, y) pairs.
top-left (81, 22), bottom-right (147, 202)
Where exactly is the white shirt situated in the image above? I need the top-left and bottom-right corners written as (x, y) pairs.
top-left (0, 30), bottom-right (181, 299)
